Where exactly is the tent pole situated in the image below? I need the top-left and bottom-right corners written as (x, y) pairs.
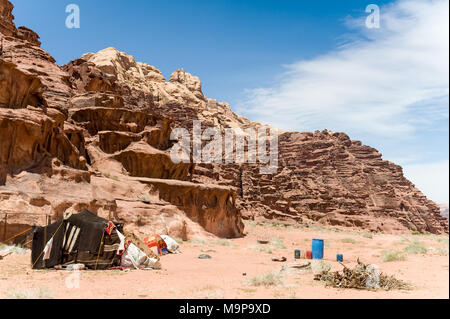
top-left (3, 214), bottom-right (7, 242)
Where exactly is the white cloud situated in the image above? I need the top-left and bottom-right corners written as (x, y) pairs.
top-left (236, 0), bottom-right (449, 204)
top-left (238, 0), bottom-right (449, 137)
top-left (403, 160), bottom-right (449, 203)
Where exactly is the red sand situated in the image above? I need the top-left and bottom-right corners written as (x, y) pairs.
top-left (1, 223), bottom-right (448, 299)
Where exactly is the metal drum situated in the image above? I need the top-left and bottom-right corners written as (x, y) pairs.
top-left (312, 238), bottom-right (324, 259)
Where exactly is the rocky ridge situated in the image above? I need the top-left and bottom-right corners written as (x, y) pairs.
top-left (0, 0), bottom-right (447, 241)
top-left (79, 48), bottom-right (446, 234)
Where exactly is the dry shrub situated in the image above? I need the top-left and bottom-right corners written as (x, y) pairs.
top-left (382, 250), bottom-right (406, 262)
top-left (341, 238), bottom-right (357, 244)
top-left (316, 259), bottom-right (411, 291)
top-left (249, 271), bottom-right (283, 287)
top-left (404, 244), bottom-right (427, 254)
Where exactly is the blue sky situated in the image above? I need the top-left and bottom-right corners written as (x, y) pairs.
top-left (11, 0), bottom-right (449, 203)
top-left (12, 0), bottom-right (392, 102)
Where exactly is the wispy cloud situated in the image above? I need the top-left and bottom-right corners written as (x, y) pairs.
top-left (236, 0), bottom-right (449, 203)
top-left (238, 0), bottom-right (449, 138)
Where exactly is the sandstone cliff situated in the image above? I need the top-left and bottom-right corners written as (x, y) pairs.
top-left (0, 0), bottom-right (243, 242)
top-left (0, 0), bottom-right (447, 241)
top-left (77, 48), bottom-right (446, 234)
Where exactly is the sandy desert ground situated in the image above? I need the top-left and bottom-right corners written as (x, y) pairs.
top-left (0, 221), bottom-right (448, 299)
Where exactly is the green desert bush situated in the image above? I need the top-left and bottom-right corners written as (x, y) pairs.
top-left (341, 238), bottom-right (357, 244)
top-left (270, 236), bottom-right (287, 249)
top-left (137, 194), bottom-right (151, 203)
top-left (189, 238), bottom-right (207, 246)
top-left (382, 250), bottom-right (406, 262)
top-left (243, 220), bottom-right (258, 227)
top-left (404, 244), bottom-right (428, 254)
top-left (5, 287), bottom-right (53, 299)
top-left (216, 239), bottom-right (235, 247)
top-left (249, 272), bottom-right (283, 287)
top-left (103, 173), bottom-right (119, 181)
top-left (248, 244), bottom-right (273, 254)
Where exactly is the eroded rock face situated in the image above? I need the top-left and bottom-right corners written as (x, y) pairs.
top-left (169, 69), bottom-right (204, 100)
top-left (65, 47), bottom-right (448, 234)
top-left (1, 42), bottom-right (71, 111)
top-left (113, 142), bottom-right (193, 180)
top-left (0, 60), bottom-right (45, 108)
top-left (0, 0), bottom-right (15, 37)
top-left (0, 0), bottom-right (244, 240)
top-left (16, 26), bottom-right (41, 46)
top-left (238, 131), bottom-right (447, 234)
top-left (80, 47), bottom-right (254, 131)
top-left (440, 204), bottom-right (449, 219)
top-left (0, 107), bottom-right (85, 176)
top-left (0, 0), bottom-right (447, 238)
top-left (126, 177), bottom-right (244, 238)
top-left (62, 59), bottom-right (123, 94)
top-left (0, 166), bottom-right (5, 185)
top-left (0, 18), bottom-right (86, 180)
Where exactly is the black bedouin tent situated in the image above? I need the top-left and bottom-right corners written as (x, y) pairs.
top-left (31, 209), bottom-right (122, 270)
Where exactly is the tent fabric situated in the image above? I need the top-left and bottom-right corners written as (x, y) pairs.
top-left (32, 220), bottom-right (66, 269)
top-left (65, 209), bottom-right (108, 253)
top-left (120, 242), bottom-right (161, 270)
top-left (144, 234), bottom-right (168, 255)
top-left (161, 235), bottom-right (179, 253)
top-left (31, 209), bottom-right (121, 270)
top-left (43, 238), bottom-right (53, 260)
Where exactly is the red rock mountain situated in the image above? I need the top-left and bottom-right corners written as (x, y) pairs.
top-left (0, 0), bottom-right (447, 241)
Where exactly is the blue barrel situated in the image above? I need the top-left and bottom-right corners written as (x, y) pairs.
top-left (337, 254), bottom-right (343, 262)
top-left (312, 239), bottom-right (324, 259)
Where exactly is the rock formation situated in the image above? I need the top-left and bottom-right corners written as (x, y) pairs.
top-left (0, 0), bottom-right (447, 243)
top-left (439, 204), bottom-right (449, 219)
top-left (0, 0), bottom-right (243, 242)
top-left (0, 0), bottom-right (15, 37)
top-left (77, 48), bottom-right (446, 234)
top-left (238, 131), bottom-right (447, 234)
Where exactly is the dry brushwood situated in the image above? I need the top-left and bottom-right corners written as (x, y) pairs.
top-left (315, 258), bottom-right (412, 291)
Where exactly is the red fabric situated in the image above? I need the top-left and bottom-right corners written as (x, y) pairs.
top-left (144, 234), bottom-right (167, 255)
top-left (105, 221), bottom-right (115, 235)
